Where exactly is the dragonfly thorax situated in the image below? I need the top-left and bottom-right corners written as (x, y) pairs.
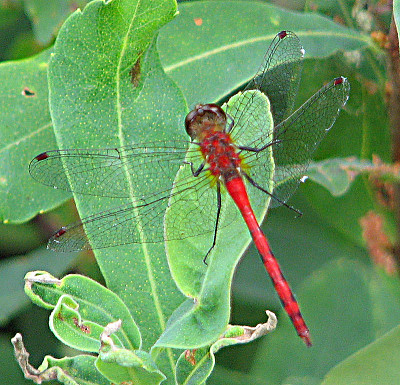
top-left (185, 103), bottom-right (227, 141)
top-left (200, 131), bottom-right (242, 181)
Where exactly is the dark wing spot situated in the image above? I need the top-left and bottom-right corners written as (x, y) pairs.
top-left (278, 31), bottom-right (287, 39)
top-left (35, 152), bottom-right (49, 161)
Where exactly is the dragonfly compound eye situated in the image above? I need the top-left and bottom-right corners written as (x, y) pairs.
top-left (185, 104), bottom-right (227, 140)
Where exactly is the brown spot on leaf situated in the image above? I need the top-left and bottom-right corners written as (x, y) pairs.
top-left (22, 87), bottom-right (35, 97)
top-left (360, 211), bottom-right (397, 274)
top-left (184, 349), bottom-right (197, 365)
top-left (130, 57), bottom-right (141, 87)
top-left (73, 317), bottom-right (91, 334)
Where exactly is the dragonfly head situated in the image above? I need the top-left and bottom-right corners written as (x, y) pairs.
top-left (185, 104), bottom-right (227, 141)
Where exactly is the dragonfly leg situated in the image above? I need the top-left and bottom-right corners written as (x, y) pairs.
top-left (203, 182), bottom-right (222, 265)
top-left (243, 172), bottom-right (302, 217)
top-left (183, 160), bottom-right (207, 177)
top-left (226, 114), bottom-right (235, 133)
top-left (238, 139), bottom-right (282, 153)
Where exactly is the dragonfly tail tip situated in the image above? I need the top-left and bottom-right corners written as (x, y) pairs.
top-left (300, 331), bottom-right (312, 347)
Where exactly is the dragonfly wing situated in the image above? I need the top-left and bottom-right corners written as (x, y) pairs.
top-left (47, 162), bottom-right (236, 252)
top-left (268, 76), bottom-right (351, 207)
top-left (29, 140), bottom-right (190, 200)
top-left (228, 30), bottom-right (304, 144)
top-left (165, 147), bottom-right (239, 248)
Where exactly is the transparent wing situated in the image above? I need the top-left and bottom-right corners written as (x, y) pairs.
top-left (47, 164), bottom-right (229, 252)
top-left (228, 30), bottom-right (304, 146)
top-left (41, 144), bottom-right (238, 252)
top-left (29, 140), bottom-right (191, 200)
top-left (242, 76), bottom-right (350, 207)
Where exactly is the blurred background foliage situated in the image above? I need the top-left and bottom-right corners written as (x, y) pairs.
top-left (1, 0), bottom-right (400, 384)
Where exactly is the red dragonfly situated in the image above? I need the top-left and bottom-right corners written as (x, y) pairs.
top-left (30, 31), bottom-right (350, 346)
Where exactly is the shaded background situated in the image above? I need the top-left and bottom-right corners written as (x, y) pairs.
top-left (1, 0), bottom-right (399, 384)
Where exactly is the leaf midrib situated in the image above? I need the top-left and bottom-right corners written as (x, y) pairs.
top-left (164, 31), bottom-right (371, 73)
top-left (114, 0), bottom-right (173, 370)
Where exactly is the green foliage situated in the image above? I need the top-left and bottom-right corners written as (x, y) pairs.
top-left (1, 0), bottom-right (399, 384)
top-left (23, 0), bottom-right (89, 44)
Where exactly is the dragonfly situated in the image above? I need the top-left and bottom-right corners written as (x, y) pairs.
top-left (30, 31), bottom-right (350, 347)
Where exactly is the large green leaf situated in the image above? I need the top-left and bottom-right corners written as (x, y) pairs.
top-left (47, 0), bottom-right (184, 380)
top-left (157, 90), bottom-right (273, 348)
top-left (0, 48), bottom-right (71, 223)
top-left (159, 0), bottom-right (372, 106)
top-left (249, 257), bottom-right (400, 384)
top-left (321, 324), bottom-right (400, 385)
top-left (3, 1), bottom-right (371, 225)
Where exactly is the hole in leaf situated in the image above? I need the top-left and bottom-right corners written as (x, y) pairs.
top-left (22, 87), bottom-right (35, 97)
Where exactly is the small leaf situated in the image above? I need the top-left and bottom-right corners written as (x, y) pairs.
top-left (306, 157), bottom-right (374, 196)
top-left (12, 333), bottom-right (110, 385)
top-left (307, 156), bottom-right (400, 197)
top-left (175, 347), bottom-right (213, 385)
top-left (24, 271), bottom-right (140, 351)
top-left (95, 321), bottom-right (165, 385)
top-left (175, 311), bottom-right (277, 385)
top-left (49, 294), bottom-right (123, 352)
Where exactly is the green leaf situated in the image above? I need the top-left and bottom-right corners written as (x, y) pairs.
top-left (250, 258), bottom-right (400, 384)
top-left (306, 157), bottom-right (373, 196)
top-left (38, 354), bottom-right (111, 385)
top-left (24, 271), bottom-right (141, 351)
top-left (395, 0), bottom-right (400, 37)
top-left (96, 347), bottom-right (165, 385)
top-left (298, 55), bottom-right (390, 247)
top-left (95, 321), bottom-right (165, 385)
top-left (0, 47), bottom-right (71, 223)
top-left (0, 247), bottom-right (76, 325)
top-left (321, 325), bottom-right (400, 385)
top-left (12, 333), bottom-right (110, 385)
top-left (50, 294), bottom-right (124, 352)
top-left (157, 90), bottom-right (274, 349)
top-left (159, 0), bottom-right (372, 106)
top-left (23, 0), bottom-right (89, 44)
top-left (175, 311), bottom-right (276, 385)
top-left (47, 1), bottom-right (184, 378)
